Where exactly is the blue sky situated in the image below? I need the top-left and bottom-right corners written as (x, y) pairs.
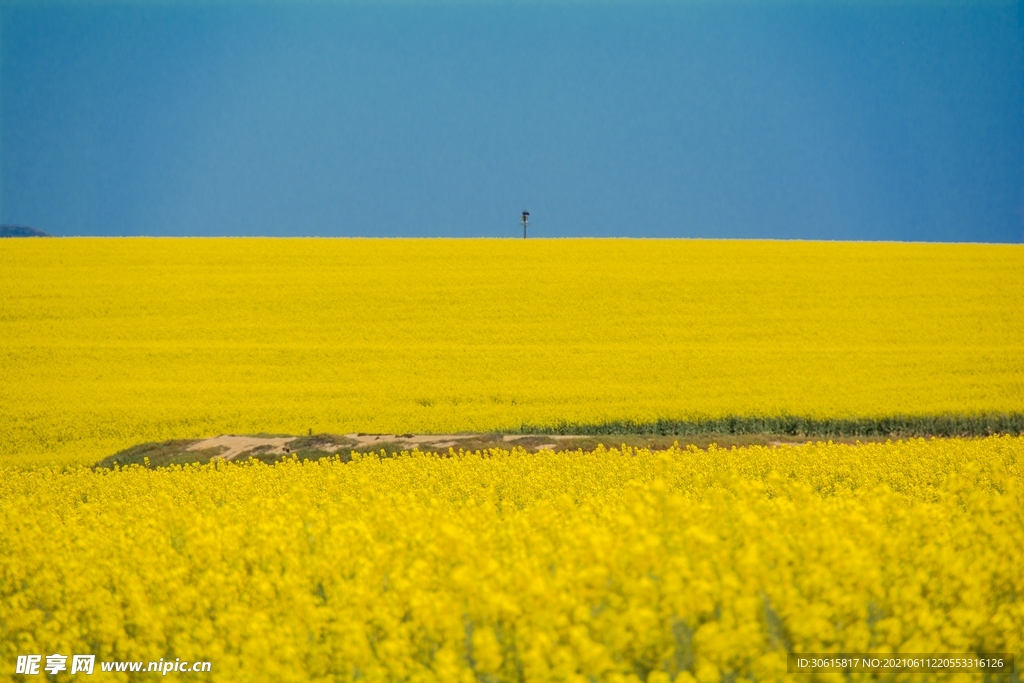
top-left (1, 1), bottom-right (1022, 241)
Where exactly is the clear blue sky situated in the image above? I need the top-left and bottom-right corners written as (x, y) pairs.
top-left (2, 1), bottom-right (1022, 241)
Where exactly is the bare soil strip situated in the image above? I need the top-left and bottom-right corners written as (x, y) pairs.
top-left (181, 433), bottom-right (570, 461)
top-left (186, 435), bottom-right (295, 460)
top-left (97, 431), bottom-right (899, 469)
top-left (341, 433), bottom-right (569, 452)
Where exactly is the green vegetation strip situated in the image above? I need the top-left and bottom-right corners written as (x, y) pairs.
top-left (520, 413), bottom-right (1024, 438)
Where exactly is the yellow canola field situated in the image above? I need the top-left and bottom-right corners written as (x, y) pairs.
top-left (1, 437), bottom-right (1021, 682)
top-left (2, 238), bottom-right (1023, 465)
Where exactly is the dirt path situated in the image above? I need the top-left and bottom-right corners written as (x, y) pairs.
top-left (184, 433), bottom-right (573, 461)
top-left (100, 431), bottom-right (888, 469)
top-left (188, 433), bottom-right (838, 462)
top-left (186, 435), bottom-right (294, 460)
top-left (344, 433), bottom-right (569, 451)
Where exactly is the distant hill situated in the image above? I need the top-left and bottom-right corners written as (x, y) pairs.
top-left (0, 225), bottom-right (50, 237)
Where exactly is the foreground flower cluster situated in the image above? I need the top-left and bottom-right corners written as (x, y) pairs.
top-left (2, 437), bottom-right (1021, 682)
